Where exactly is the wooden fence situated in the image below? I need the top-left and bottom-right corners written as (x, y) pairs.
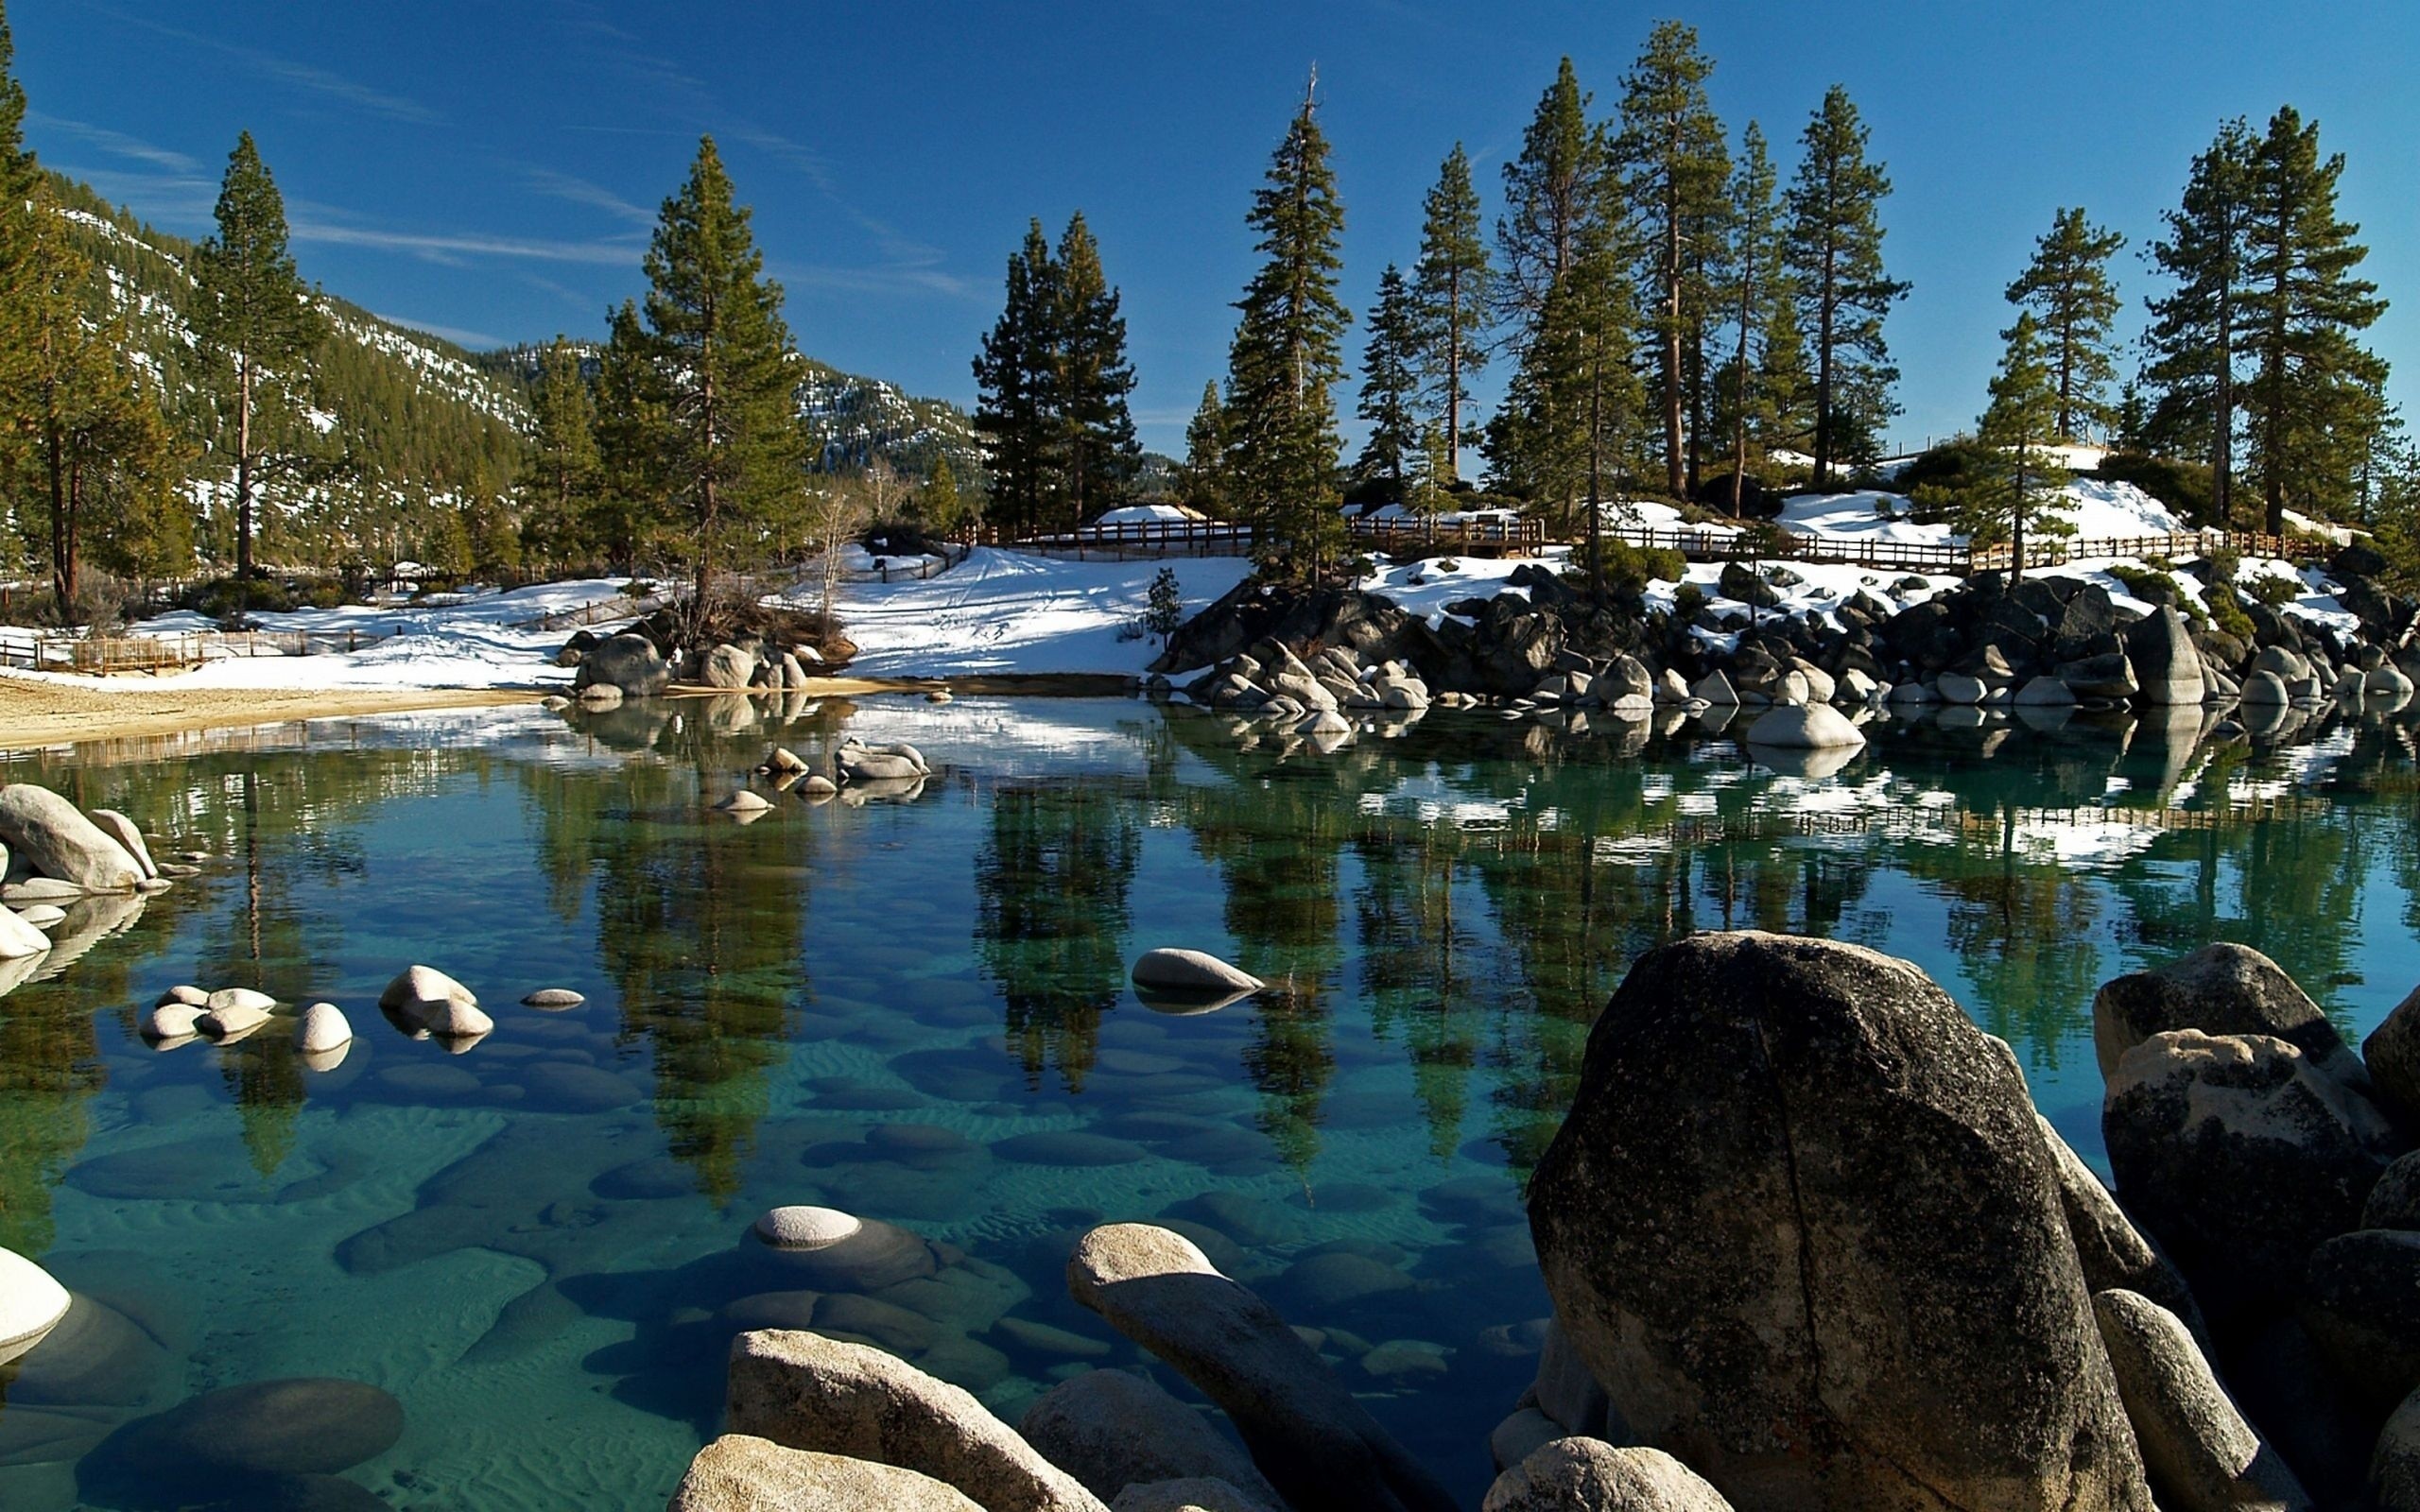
top-left (976, 521), bottom-right (1257, 560)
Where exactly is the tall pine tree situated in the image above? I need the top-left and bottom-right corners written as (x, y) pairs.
top-left (1050, 212), bottom-right (1140, 525)
top-left (1495, 60), bottom-right (1607, 350)
top-left (637, 136), bottom-right (808, 606)
top-left (1714, 121), bottom-right (1808, 513)
top-left (193, 131), bottom-right (328, 583)
top-left (2143, 119), bottom-right (2255, 523)
top-left (1178, 381), bottom-right (1232, 517)
top-left (1613, 20), bottom-right (1729, 499)
top-left (2005, 207), bottom-right (2124, 441)
top-left (590, 301), bottom-right (664, 576)
top-left (1784, 86), bottom-right (1907, 489)
top-left (1225, 76), bottom-right (1350, 582)
top-left (1410, 144), bottom-right (1490, 484)
top-left (2238, 105), bottom-right (2387, 532)
top-left (973, 221), bottom-right (1059, 538)
top-left (1356, 264), bottom-right (1423, 489)
top-left (1970, 313), bottom-right (2071, 575)
top-left (524, 335), bottom-right (600, 572)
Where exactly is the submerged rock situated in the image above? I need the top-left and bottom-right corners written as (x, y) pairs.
top-left (296, 1003), bottom-right (352, 1055)
top-left (1528, 930), bottom-right (2150, 1512)
top-left (1019, 1368), bottom-right (1279, 1507)
top-left (1066, 1222), bottom-right (1458, 1512)
top-left (521, 988), bottom-right (585, 1009)
top-left (77, 1378), bottom-right (404, 1507)
top-left (755, 1206), bottom-right (864, 1250)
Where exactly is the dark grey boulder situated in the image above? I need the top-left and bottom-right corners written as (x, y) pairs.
top-left (2225, 1314), bottom-right (2381, 1505)
top-left (2123, 606), bottom-right (2207, 706)
top-left (2366, 1150), bottom-right (2420, 1230)
top-left (2364, 985), bottom-right (2420, 1125)
top-left (77, 1378), bottom-right (404, 1509)
top-left (2091, 1288), bottom-right (2309, 1512)
top-left (2104, 1030), bottom-right (2404, 1322)
top-left (2298, 1230), bottom-right (2420, 1409)
top-left (574, 633), bottom-right (671, 697)
top-left (1018, 1368), bottom-right (1280, 1508)
top-left (1066, 1223), bottom-right (1458, 1512)
top-left (2093, 943), bottom-right (2362, 1085)
top-left (2038, 1116), bottom-right (2207, 1341)
top-left (1528, 931), bottom-right (2151, 1512)
top-left (2377, 1389), bottom-right (2420, 1512)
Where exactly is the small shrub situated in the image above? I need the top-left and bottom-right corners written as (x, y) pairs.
top-left (2244, 571), bottom-right (2302, 607)
top-left (2207, 586), bottom-right (2256, 642)
top-left (2094, 453), bottom-right (2216, 526)
top-left (1673, 582), bottom-right (1709, 621)
top-left (1144, 566), bottom-right (1184, 644)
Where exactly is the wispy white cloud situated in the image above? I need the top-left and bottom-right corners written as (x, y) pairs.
top-left (372, 313), bottom-right (505, 351)
top-left (521, 167), bottom-right (656, 229)
top-left (90, 6), bottom-right (442, 125)
top-left (770, 258), bottom-right (988, 302)
top-left (519, 272), bottom-right (615, 315)
top-left (27, 111), bottom-right (197, 172)
top-left (292, 218), bottom-right (642, 266)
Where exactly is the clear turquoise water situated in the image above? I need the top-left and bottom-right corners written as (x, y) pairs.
top-left (2, 695), bottom-right (2417, 1509)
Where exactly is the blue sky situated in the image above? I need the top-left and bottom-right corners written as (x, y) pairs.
top-left (20, 1), bottom-right (2420, 459)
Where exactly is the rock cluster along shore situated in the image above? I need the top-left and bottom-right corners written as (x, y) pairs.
top-left (558, 618), bottom-right (835, 710)
top-left (0, 782), bottom-right (195, 997)
top-left (1154, 546), bottom-right (2420, 750)
top-left (664, 930), bottom-right (2420, 1512)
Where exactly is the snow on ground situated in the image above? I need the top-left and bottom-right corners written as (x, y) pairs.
top-left (1354, 552), bottom-right (1556, 628)
top-left (838, 542), bottom-right (948, 575)
top-left (2282, 509), bottom-right (2357, 546)
top-left (2055, 478), bottom-right (2187, 539)
top-left (1776, 490), bottom-right (1950, 546)
top-left (830, 547), bottom-right (1252, 678)
top-left (9, 579), bottom-right (644, 693)
top-left (1091, 503), bottom-right (1202, 527)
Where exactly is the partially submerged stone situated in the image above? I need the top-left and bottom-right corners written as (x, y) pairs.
top-left (1132, 949), bottom-right (1262, 998)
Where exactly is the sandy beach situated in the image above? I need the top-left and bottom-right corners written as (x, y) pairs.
top-left (0, 675), bottom-right (535, 749)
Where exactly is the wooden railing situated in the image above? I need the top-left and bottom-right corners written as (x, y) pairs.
top-left (977, 521), bottom-right (1258, 559)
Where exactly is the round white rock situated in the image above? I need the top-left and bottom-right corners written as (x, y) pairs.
top-left (0, 1246), bottom-right (70, 1366)
top-left (754, 1206), bottom-right (864, 1250)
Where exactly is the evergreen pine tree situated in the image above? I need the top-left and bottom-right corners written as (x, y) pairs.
top-left (525, 335), bottom-right (600, 572)
top-left (973, 220), bottom-right (1058, 537)
top-left (193, 131), bottom-right (329, 583)
top-left (1613, 20), bottom-right (1730, 498)
top-left (1355, 264), bottom-right (1423, 489)
top-left (1051, 212), bottom-right (1139, 525)
top-left (1491, 217), bottom-right (1638, 562)
top-left (1495, 60), bottom-right (1607, 348)
top-left (639, 136), bottom-right (809, 606)
top-left (1970, 313), bottom-right (2072, 575)
top-left (2143, 119), bottom-right (2255, 523)
top-left (1712, 121), bottom-right (1807, 513)
top-left (20, 182), bottom-right (183, 618)
top-left (1178, 380), bottom-right (1231, 516)
top-left (1783, 86), bottom-right (1908, 488)
top-left (1410, 144), bottom-right (1490, 482)
top-left (2238, 105), bottom-right (2388, 532)
top-left (590, 300), bottom-right (665, 576)
top-left (1225, 75), bottom-right (1350, 582)
top-left (2005, 208), bottom-right (2124, 441)
top-left (921, 456), bottom-right (971, 537)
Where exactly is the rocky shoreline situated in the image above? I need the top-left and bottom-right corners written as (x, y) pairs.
top-left (656, 931), bottom-right (2420, 1512)
top-left (1148, 548), bottom-right (2420, 757)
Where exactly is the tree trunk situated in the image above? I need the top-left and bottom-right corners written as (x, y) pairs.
top-left (1587, 349), bottom-right (1605, 599)
top-left (235, 353), bottom-right (255, 588)
top-left (1663, 181), bottom-right (1685, 499)
top-left (1444, 268), bottom-right (1461, 485)
top-left (2262, 213), bottom-right (2289, 537)
top-left (1731, 246), bottom-right (1754, 519)
top-left (46, 415), bottom-right (70, 623)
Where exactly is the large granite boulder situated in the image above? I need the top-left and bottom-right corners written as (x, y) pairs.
top-left (1065, 1223), bottom-right (1457, 1512)
top-left (2090, 1289), bottom-right (2310, 1512)
top-left (2104, 1030), bottom-right (2404, 1322)
top-left (2362, 986), bottom-right (2420, 1125)
top-left (574, 632), bottom-right (671, 697)
top-left (1483, 1439), bottom-right (1735, 1512)
top-left (2037, 1117), bottom-right (2206, 1340)
top-left (1529, 931), bottom-right (2151, 1512)
top-left (702, 644), bottom-right (760, 690)
top-left (0, 784), bottom-right (144, 891)
top-left (0, 1245), bottom-right (70, 1366)
top-left (2092, 943), bottom-right (2362, 1085)
top-left (2123, 606), bottom-right (2207, 706)
top-left (1019, 1369), bottom-right (1280, 1508)
top-left (725, 1330), bottom-right (1107, 1512)
top-left (2297, 1230), bottom-right (2420, 1409)
top-left (670, 1435), bottom-right (983, 1510)
top-left (1742, 704), bottom-right (1866, 750)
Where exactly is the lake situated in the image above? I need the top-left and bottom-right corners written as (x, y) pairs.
top-left (2, 694), bottom-right (2415, 1509)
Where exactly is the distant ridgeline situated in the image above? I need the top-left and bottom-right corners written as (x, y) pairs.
top-left (45, 170), bottom-right (989, 573)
